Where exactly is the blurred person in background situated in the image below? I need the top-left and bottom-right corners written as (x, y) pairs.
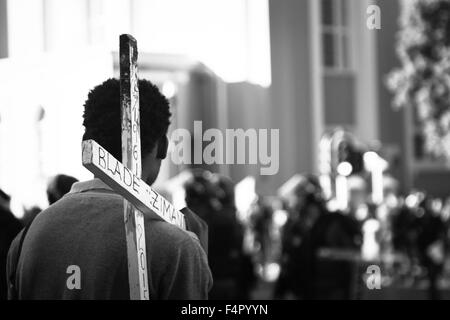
top-left (415, 195), bottom-right (446, 300)
top-left (0, 189), bottom-right (22, 300)
top-left (274, 174), bottom-right (326, 299)
top-left (184, 170), bottom-right (254, 299)
top-left (309, 201), bottom-right (361, 299)
top-left (276, 173), bottom-right (363, 300)
top-left (21, 206), bottom-right (43, 227)
top-left (250, 197), bottom-right (273, 280)
top-left (17, 174), bottom-right (79, 227)
top-left (184, 170), bottom-right (216, 223)
top-left (392, 192), bottom-right (446, 300)
top-left (46, 174), bottom-right (79, 205)
top-left (211, 174), bottom-right (256, 299)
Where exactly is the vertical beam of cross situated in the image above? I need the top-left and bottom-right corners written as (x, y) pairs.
top-left (120, 34), bottom-right (149, 300)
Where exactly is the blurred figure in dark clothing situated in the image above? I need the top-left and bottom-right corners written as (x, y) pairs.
top-left (392, 193), bottom-right (446, 300)
top-left (0, 189), bottom-right (22, 300)
top-left (184, 170), bottom-right (254, 299)
top-left (184, 170), bottom-right (217, 223)
top-left (275, 174), bottom-right (361, 300)
top-left (275, 193), bottom-right (323, 299)
top-left (21, 206), bottom-right (42, 226)
top-left (392, 202), bottom-right (419, 262)
top-left (250, 198), bottom-right (273, 276)
top-left (416, 197), bottom-right (446, 300)
top-left (46, 174), bottom-right (79, 205)
top-left (275, 174), bottom-right (326, 299)
top-left (309, 209), bottom-right (362, 299)
top-left (211, 174), bottom-right (256, 299)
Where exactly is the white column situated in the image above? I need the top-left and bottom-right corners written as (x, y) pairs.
top-left (353, 0), bottom-right (379, 143)
top-left (0, 0), bottom-right (8, 58)
top-left (309, 0), bottom-right (325, 174)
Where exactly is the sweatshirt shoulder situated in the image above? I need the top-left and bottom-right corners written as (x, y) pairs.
top-left (147, 219), bottom-right (200, 249)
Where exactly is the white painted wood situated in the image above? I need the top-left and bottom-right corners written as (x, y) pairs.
top-left (82, 139), bottom-right (186, 229)
top-left (119, 34), bottom-right (149, 300)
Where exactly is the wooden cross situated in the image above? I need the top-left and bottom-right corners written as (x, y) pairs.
top-left (82, 34), bottom-right (186, 300)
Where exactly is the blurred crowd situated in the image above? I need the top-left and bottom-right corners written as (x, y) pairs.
top-left (167, 168), bottom-right (450, 300)
top-left (2, 168), bottom-right (450, 300)
top-left (273, 174), bottom-right (450, 300)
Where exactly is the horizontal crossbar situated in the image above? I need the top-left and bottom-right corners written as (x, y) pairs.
top-left (82, 139), bottom-right (186, 230)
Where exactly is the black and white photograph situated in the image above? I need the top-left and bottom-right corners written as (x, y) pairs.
top-left (1, 0), bottom-right (450, 307)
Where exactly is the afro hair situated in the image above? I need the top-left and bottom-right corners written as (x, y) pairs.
top-left (82, 78), bottom-right (171, 161)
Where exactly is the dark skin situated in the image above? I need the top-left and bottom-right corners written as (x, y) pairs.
top-left (141, 136), bottom-right (167, 186)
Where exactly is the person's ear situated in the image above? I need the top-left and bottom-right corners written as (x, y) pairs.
top-left (156, 135), bottom-right (169, 159)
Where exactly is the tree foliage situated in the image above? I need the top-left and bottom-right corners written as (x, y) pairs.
top-left (387, 0), bottom-right (450, 160)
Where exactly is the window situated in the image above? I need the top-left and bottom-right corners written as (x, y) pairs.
top-left (321, 0), bottom-right (352, 71)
